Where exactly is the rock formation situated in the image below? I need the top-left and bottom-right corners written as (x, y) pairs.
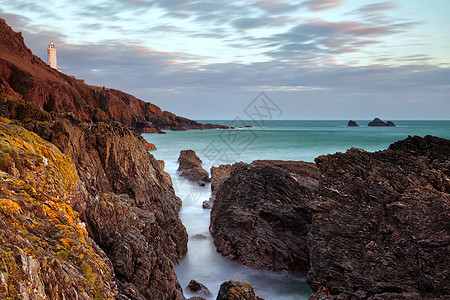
top-left (178, 150), bottom-right (210, 186)
top-left (210, 160), bottom-right (318, 273)
top-left (308, 139), bottom-right (450, 299)
top-left (0, 96), bottom-right (188, 299)
top-left (216, 280), bottom-right (264, 300)
top-left (202, 164), bottom-right (232, 209)
top-left (0, 118), bottom-right (116, 299)
top-left (368, 118), bottom-right (396, 127)
top-left (0, 18), bottom-right (227, 133)
top-left (389, 135), bottom-right (450, 176)
top-left (186, 280), bottom-right (213, 298)
top-left (347, 120), bottom-right (359, 127)
top-left (210, 164), bottom-right (232, 199)
top-left (386, 121), bottom-right (396, 126)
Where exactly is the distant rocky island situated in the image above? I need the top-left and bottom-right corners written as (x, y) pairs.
top-left (368, 117), bottom-right (396, 127)
top-left (347, 120), bottom-right (359, 126)
top-left (347, 118), bottom-right (396, 127)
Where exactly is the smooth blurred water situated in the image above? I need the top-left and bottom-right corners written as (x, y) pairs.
top-left (143, 120), bottom-right (450, 299)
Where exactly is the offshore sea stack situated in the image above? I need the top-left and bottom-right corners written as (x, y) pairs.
top-left (178, 150), bottom-right (210, 186)
top-left (368, 117), bottom-right (396, 127)
top-left (210, 160), bottom-right (318, 273)
top-left (309, 137), bottom-right (450, 299)
top-left (347, 120), bottom-right (359, 127)
top-left (0, 18), bottom-right (227, 133)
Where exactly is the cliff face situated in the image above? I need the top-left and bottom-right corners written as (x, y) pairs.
top-left (0, 18), bottom-right (227, 132)
top-left (309, 142), bottom-right (450, 299)
top-left (0, 96), bottom-right (188, 299)
top-left (210, 160), bottom-right (318, 273)
top-left (0, 118), bottom-right (116, 299)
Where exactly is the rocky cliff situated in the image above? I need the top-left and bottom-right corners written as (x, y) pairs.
top-left (309, 139), bottom-right (450, 299)
top-left (210, 160), bottom-right (318, 273)
top-left (0, 18), bottom-right (227, 133)
top-left (0, 117), bottom-right (116, 299)
top-left (0, 96), bottom-right (188, 299)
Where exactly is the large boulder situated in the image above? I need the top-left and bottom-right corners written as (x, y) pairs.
top-left (210, 160), bottom-right (318, 273)
top-left (178, 150), bottom-right (210, 186)
top-left (216, 280), bottom-right (263, 300)
top-left (186, 280), bottom-right (212, 298)
top-left (308, 138), bottom-right (450, 299)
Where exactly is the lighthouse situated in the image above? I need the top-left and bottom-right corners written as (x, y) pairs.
top-left (47, 41), bottom-right (59, 70)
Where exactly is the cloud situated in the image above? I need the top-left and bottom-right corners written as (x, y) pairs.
top-left (302, 0), bottom-right (342, 11)
top-left (357, 1), bottom-right (397, 13)
top-left (253, 16), bottom-right (420, 63)
top-left (232, 16), bottom-right (295, 30)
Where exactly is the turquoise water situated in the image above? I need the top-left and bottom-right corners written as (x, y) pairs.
top-left (143, 120), bottom-right (450, 299)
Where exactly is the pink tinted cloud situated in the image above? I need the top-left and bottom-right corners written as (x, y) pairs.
top-left (303, 0), bottom-right (342, 11)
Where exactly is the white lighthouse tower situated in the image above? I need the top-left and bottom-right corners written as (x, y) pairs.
top-left (47, 41), bottom-right (60, 71)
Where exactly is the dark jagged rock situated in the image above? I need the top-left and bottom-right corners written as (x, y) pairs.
top-left (178, 150), bottom-right (210, 186)
top-left (389, 135), bottom-right (450, 177)
top-left (368, 117), bottom-right (395, 127)
top-left (210, 160), bottom-right (318, 273)
top-left (347, 120), bottom-right (359, 127)
top-left (308, 140), bottom-right (450, 299)
top-left (0, 96), bottom-right (188, 299)
top-left (210, 164), bottom-right (232, 200)
top-left (202, 199), bottom-right (213, 209)
top-left (386, 121), bottom-right (396, 126)
top-left (368, 117), bottom-right (386, 126)
top-left (186, 280), bottom-right (213, 298)
top-left (0, 18), bottom-right (228, 133)
top-left (216, 280), bottom-right (264, 300)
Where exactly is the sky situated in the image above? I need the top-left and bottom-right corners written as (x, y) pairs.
top-left (1, 0), bottom-right (449, 120)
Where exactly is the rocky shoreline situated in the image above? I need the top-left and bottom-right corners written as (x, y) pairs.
top-left (207, 136), bottom-right (449, 299)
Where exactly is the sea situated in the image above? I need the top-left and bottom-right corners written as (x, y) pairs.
top-left (142, 120), bottom-right (450, 300)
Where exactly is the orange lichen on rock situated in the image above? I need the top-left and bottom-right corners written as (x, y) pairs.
top-left (0, 118), bottom-right (115, 299)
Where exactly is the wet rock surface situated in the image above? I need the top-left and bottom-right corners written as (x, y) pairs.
top-left (216, 280), bottom-right (264, 300)
top-left (210, 160), bottom-right (318, 273)
top-left (178, 150), bottom-right (210, 186)
top-left (186, 279), bottom-right (213, 298)
top-left (308, 138), bottom-right (450, 299)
